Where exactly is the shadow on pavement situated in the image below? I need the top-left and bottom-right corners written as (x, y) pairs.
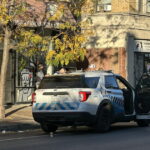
top-left (5, 106), bottom-right (30, 117)
top-left (54, 123), bottom-right (144, 135)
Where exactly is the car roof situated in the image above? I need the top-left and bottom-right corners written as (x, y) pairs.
top-left (73, 71), bottom-right (114, 76)
top-left (44, 70), bottom-right (117, 78)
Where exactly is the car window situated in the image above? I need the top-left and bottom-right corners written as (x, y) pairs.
top-left (116, 76), bottom-right (133, 91)
top-left (105, 76), bottom-right (118, 89)
top-left (84, 77), bottom-right (100, 88)
top-left (116, 78), bottom-right (128, 90)
top-left (39, 75), bottom-right (100, 89)
top-left (39, 76), bottom-right (84, 89)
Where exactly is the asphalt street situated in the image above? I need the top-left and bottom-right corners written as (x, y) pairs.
top-left (0, 123), bottom-right (150, 150)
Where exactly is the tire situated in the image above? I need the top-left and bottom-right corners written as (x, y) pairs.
top-left (41, 123), bottom-right (58, 133)
top-left (136, 120), bottom-right (149, 127)
top-left (95, 104), bottom-right (112, 132)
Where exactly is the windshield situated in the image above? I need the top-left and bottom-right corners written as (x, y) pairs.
top-left (38, 75), bottom-right (100, 89)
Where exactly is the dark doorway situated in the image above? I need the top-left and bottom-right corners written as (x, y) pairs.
top-left (144, 53), bottom-right (150, 72)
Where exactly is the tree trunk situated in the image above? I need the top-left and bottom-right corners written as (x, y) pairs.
top-left (0, 27), bottom-right (11, 119)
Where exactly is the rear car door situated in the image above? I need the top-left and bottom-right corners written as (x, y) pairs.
top-left (104, 75), bottom-right (125, 115)
top-left (115, 76), bottom-right (134, 115)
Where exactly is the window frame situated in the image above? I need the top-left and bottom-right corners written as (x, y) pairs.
top-left (115, 75), bottom-right (134, 91)
top-left (146, 0), bottom-right (150, 13)
top-left (96, 0), bottom-right (112, 12)
top-left (105, 75), bottom-right (119, 89)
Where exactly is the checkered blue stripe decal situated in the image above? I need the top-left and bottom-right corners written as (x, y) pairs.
top-left (105, 95), bottom-right (124, 106)
top-left (33, 102), bottom-right (80, 110)
top-left (112, 96), bottom-right (124, 106)
top-left (104, 95), bottom-right (124, 113)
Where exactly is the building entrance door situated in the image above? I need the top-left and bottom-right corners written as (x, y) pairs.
top-left (134, 52), bottom-right (150, 85)
top-left (134, 53), bottom-right (144, 85)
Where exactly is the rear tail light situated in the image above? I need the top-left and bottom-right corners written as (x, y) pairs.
top-left (79, 91), bottom-right (91, 102)
top-left (31, 93), bottom-right (36, 105)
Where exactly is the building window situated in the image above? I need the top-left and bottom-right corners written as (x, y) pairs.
top-left (147, 0), bottom-right (150, 13)
top-left (96, 0), bottom-right (112, 12)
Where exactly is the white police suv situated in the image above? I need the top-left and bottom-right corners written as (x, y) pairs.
top-left (32, 71), bottom-right (150, 133)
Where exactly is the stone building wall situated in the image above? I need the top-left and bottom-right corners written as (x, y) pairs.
top-left (83, 11), bottom-right (150, 85)
top-left (112, 0), bottom-right (137, 13)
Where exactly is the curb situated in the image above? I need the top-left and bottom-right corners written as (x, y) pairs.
top-left (0, 122), bottom-right (40, 133)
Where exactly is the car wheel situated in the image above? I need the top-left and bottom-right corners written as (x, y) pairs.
top-left (136, 120), bottom-right (149, 127)
top-left (41, 123), bottom-right (58, 133)
top-left (95, 104), bottom-right (112, 132)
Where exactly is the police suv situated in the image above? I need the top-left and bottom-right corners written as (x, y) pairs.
top-left (32, 71), bottom-right (150, 133)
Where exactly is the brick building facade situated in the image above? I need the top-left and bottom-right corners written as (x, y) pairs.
top-left (79, 0), bottom-right (150, 87)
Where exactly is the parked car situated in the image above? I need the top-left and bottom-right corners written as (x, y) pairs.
top-left (32, 71), bottom-right (150, 133)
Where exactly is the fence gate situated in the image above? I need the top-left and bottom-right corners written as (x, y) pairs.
top-left (15, 54), bottom-right (36, 103)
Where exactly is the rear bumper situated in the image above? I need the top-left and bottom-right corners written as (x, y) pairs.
top-left (32, 112), bottom-right (96, 126)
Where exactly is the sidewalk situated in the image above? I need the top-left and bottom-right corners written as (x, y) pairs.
top-left (0, 104), bottom-right (40, 133)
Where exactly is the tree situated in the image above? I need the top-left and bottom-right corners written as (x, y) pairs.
top-left (0, 0), bottom-right (26, 119)
top-left (0, 0), bottom-right (93, 119)
top-left (0, 0), bottom-right (48, 119)
top-left (46, 0), bottom-right (94, 66)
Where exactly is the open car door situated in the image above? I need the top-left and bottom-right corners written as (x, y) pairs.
top-left (115, 75), bottom-right (134, 115)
